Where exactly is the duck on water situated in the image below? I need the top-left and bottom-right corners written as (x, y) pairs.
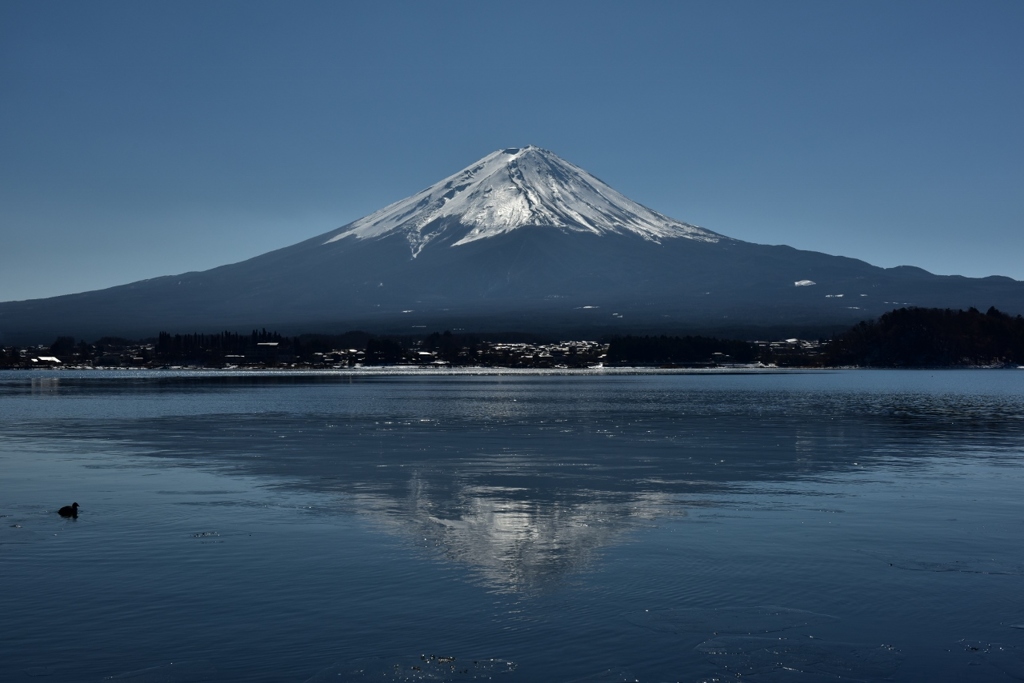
top-left (58, 502), bottom-right (79, 518)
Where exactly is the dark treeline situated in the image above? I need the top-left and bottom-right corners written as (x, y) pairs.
top-left (606, 335), bottom-right (760, 365)
top-left (157, 329), bottom-right (283, 359)
top-left (152, 329), bottom-right (376, 363)
top-left (154, 329), bottom-right (377, 365)
top-left (0, 328), bottom-right (601, 368)
top-left (0, 329), bottom-right (376, 368)
top-left (826, 306), bottom-right (1024, 367)
top-left (4, 307), bottom-right (1024, 369)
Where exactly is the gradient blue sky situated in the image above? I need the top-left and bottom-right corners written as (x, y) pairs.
top-left (2, 0), bottom-right (1022, 302)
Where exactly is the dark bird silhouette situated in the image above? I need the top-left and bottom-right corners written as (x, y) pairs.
top-left (58, 502), bottom-right (79, 518)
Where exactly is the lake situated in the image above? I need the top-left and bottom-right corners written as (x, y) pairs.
top-left (2, 369), bottom-right (1023, 682)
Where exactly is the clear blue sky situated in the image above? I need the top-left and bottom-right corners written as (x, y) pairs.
top-left (2, 0), bottom-right (1022, 302)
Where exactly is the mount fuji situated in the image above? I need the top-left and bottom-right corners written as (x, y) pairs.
top-left (3, 146), bottom-right (1024, 344)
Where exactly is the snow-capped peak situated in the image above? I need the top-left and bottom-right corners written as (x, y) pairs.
top-left (325, 146), bottom-right (723, 256)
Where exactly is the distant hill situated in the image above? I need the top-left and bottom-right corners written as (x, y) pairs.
top-left (3, 146), bottom-right (1024, 344)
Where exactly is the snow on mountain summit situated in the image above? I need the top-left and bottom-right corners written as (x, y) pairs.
top-left (325, 146), bottom-right (723, 256)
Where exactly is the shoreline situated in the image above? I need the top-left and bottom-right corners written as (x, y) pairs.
top-left (1, 365), bottom-right (1019, 378)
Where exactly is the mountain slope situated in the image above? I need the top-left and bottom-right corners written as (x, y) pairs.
top-left (2, 146), bottom-right (1023, 344)
top-left (324, 146), bottom-right (722, 254)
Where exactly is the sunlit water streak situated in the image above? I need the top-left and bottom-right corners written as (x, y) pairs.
top-left (1, 369), bottom-right (1023, 681)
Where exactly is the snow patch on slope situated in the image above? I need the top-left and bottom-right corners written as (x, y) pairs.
top-left (325, 146), bottom-right (722, 256)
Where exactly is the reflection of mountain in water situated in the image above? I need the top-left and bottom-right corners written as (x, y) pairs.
top-left (6, 372), bottom-right (1024, 592)
top-left (352, 479), bottom-right (676, 592)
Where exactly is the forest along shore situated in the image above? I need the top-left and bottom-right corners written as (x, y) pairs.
top-left (3, 307), bottom-right (1023, 370)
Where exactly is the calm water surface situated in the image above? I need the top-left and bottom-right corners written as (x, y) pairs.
top-left (1, 369), bottom-right (1023, 682)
